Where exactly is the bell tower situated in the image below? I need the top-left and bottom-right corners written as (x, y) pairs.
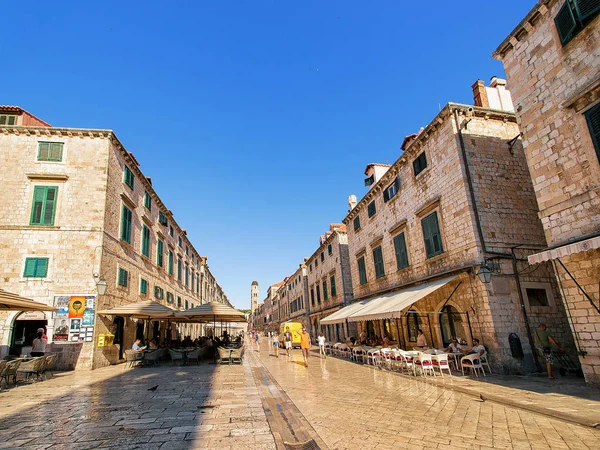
top-left (251, 281), bottom-right (259, 314)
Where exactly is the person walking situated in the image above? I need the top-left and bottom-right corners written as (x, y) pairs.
top-left (254, 332), bottom-right (260, 352)
top-left (284, 326), bottom-right (293, 358)
top-left (534, 323), bottom-right (563, 379)
top-left (272, 333), bottom-right (280, 358)
top-left (298, 325), bottom-right (311, 367)
top-left (317, 332), bottom-right (326, 359)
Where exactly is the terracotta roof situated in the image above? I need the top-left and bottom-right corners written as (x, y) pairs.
top-left (0, 105), bottom-right (51, 127)
top-left (401, 133), bottom-right (419, 150)
top-left (251, 281), bottom-right (258, 286)
top-left (364, 163), bottom-right (391, 175)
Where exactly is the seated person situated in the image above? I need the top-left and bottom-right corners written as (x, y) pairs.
top-left (359, 332), bottom-right (367, 346)
top-left (148, 338), bottom-right (159, 350)
top-left (132, 338), bottom-right (146, 352)
top-left (445, 338), bottom-right (463, 353)
top-left (469, 338), bottom-right (486, 357)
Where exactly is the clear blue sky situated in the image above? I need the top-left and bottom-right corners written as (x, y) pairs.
top-left (2, 1), bottom-right (533, 309)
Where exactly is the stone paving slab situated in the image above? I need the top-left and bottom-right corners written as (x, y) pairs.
top-left (255, 343), bottom-right (600, 450)
top-left (0, 359), bottom-right (277, 450)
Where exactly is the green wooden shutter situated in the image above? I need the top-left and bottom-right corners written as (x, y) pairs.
top-left (35, 258), bottom-right (49, 277)
top-left (157, 239), bottom-right (164, 266)
top-left (42, 187), bottom-right (57, 225)
top-left (585, 103), bottom-right (600, 163)
top-left (358, 256), bottom-right (367, 285)
top-left (38, 142), bottom-right (50, 160)
top-left (30, 186), bottom-right (46, 224)
top-left (555, 2), bottom-right (578, 45)
top-left (121, 205), bottom-right (132, 243)
top-left (142, 225), bottom-right (150, 257)
top-left (23, 258), bottom-right (37, 277)
top-left (394, 232), bottom-right (409, 269)
top-left (383, 188), bottom-right (390, 202)
top-left (323, 280), bottom-right (328, 300)
top-left (373, 246), bottom-right (385, 278)
top-left (330, 275), bottom-right (337, 296)
top-left (574, 0), bottom-right (600, 21)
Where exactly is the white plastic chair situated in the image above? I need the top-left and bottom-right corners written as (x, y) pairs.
top-left (398, 350), bottom-right (417, 376)
top-left (461, 354), bottom-right (485, 377)
top-left (432, 353), bottom-right (452, 377)
top-left (479, 352), bottom-right (492, 374)
top-left (366, 349), bottom-right (381, 366)
top-left (416, 353), bottom-right (436, 377)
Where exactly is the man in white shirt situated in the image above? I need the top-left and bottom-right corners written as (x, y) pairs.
top-left (470, 338), bottom-right (486, 357)
top-left (445, 338), bottom-right (462, 353)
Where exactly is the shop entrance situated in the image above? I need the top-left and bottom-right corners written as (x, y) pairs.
top-left (11, 311), bottom-right (48, 356)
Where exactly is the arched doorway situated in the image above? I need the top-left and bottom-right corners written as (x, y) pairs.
top-left (406, 310), bottom-right (420, 343)
top-left (440, 305), bottom-right (464, 347)
top-left (11, 311), bottom-right (48, 356)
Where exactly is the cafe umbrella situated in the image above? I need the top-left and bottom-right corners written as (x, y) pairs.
top-left (0, 289), bottom-right (58, 312)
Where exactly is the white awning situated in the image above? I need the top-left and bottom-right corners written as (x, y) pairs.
top-left (347, 275), bottom-right (459, 322)
top-left (320, 298), bottom-right (373, 325)
top-left (528, 236), bottom-right (600, 264)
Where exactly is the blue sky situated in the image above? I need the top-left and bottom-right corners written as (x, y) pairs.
top-left (2, 1), bottom-right (533, 309)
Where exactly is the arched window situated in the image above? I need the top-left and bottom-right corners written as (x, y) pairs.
top-left (407, 311), bottom-right (420, 342)
top-left (440, 305), bottom-right (464, 347)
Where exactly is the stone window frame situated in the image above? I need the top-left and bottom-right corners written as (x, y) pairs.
top-left (415, 199), bottom-right (446, 261)
top-left (520, 281), bottom-right (558, 314)
top-left (413, 150), bottom-right (429, 178)
top-left (36, 140), bottom-right (66, 163)
top-left (117, 266), bottom-right (129, 288)
top-left (21, 255), bottom-right (51, 280)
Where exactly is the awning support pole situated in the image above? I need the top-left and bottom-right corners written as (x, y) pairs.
top-left (556, 257), bottom-right (600, 314)
top-left (440, 281), bottom-right (463, 310)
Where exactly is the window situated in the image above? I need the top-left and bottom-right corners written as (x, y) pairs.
top-left (320, 252), bottom-right (324, 262)
top-left (0, 114), bottom-right (17, 125)
top-left (177, 296), bottom-right (182, 307)
top-left (585, 102), bottom-right (600, 162)
top-left (185, 246), bottom-right (189, 256)
top-left (157, 239), bottom-right (164, 267)
top-left (120, 204), bottom-right (132, 244)
top-left (357, 256), bottom-right (367, 285)
top-left (178, 236), bottom-right (182, 247)
top-left (123, 166), bottom-right (134, 190)
top-left (383, 177), bottom-right (400, 202)
top-left (154, 286), bottom-right (164, 300)
top-left (166, 291), bottom-right (174, 304)
top-left (141, 225), bottom-right (150, 257)
top-left (330, 275), bottom-right (337, 297)
top-left (526, 288), bottom-right (550, 307)
top-left (372, 245), bottom-right (385, 279)
top-left (315, 259), bottom-right (318, 268)
top-left (310, 288), bottom-right (315, 306)
top-left (367, 201), bottom-right (376, 218)
top-left (555, 0), bottom-right (600, 46)
top-left (158, 211), bottom-right (168, 226)
top-left (168, 250), bottom-right (174, 275)
top-left (393, 232), bottom-right (409, 270)
top-left (30, 186), bottom-right (58, 226)
top-left (413, 152), bottom-right (427, 176)
top-left (364, 174), bottom-right (374, 186)
top-left (185, 299), bottom-right (189, 309)
top-left (177, 258), bottom-right (182, 281)
top-left (353, 216), bottom-right (361, 231)
top-left (309, 264), bottom-right (312, 272)
top-left (37, 142), bottom-right (63, 162)
top-left (169, 225), bottom-right (174, 237)
top-left (323, 280), bottom-right (328, 301)
top-left (421, 211), bottom-right (444, 258)
top-left (185, 265), bottom-right (189, 287)
top-left (23, 258), bottom-right (48, 278)
top-left (328, 244), bottom-right (332, 255)
top-left (140, 278), bottom-right (148, 295)
top-left (118, 268), bottom-right (128, 287)
top-left (316, 285), bottom-right (321, 303)
top-left (144, 192), bottom-right (151, 211)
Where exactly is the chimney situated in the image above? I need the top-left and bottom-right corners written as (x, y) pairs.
top-left (472, 77), bottom-right (514, 112)
top-left (364, 164), bottom-right (391, 190)
top-left (472, 79), bottom-right (489, 108)
top-left (348, 195), bottom-right (357, 211)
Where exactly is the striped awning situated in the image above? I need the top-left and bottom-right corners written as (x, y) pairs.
top-left (97, 300), bottom-right (177, 319)
top-left (0, 289), bottom-right (58, 312)
top-left (174, 302), bottom-right (247, 323)
top-left (528, 236), bottom-right (600, 264)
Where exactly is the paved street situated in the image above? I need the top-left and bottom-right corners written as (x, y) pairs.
top-left (1, 344), bottom-right (600, 450)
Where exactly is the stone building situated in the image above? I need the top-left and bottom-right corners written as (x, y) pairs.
top-left (306, 224), bottom-right (354, 341)
top-left (0, 106), bottom-right (230, 370)
top-left (493, 0), bottom-right (600, 383)
top-left (251, 280), bottom-right (259, 314)
top-left (326, 83), bottom-right (576, 373)
top-left (281, 265), bottom-right (309, 326)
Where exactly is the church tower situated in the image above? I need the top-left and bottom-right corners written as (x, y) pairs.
top-left (251, 281), bottom-right (259, 314)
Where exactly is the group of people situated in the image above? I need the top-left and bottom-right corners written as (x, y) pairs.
top-left (253, 325), bottom-right (313, 367)
top-left (132, 333), bottom-right (244, 356)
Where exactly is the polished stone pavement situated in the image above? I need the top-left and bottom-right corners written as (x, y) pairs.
top-left (1, 344), bottom-right (599, 449)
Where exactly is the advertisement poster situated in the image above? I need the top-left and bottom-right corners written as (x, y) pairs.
top-left (53, 295), bottom-right (96, 342)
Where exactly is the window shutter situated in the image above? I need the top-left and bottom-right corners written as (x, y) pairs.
top-left (555, 2), bottom-right (577, 44)
top-left (23, 258), bottom-right (37, 277)
top-left (383, 188), bottom-right (390, 203)
top-left (585, 103), bottom-right (600, 162)
top-left (393, 177), bottom-right (400, 191)
top-left (574, 0), bottom-right (600, 21)
top-left (42, 187), bottom-right (57, 225)
top-left (31, 186), bottom-right (46, 224)
top-left (38, 142), bottom-right (50, 160)
top-left (36, 258), bottom-right (48, 277)
top-left (422, 215), bottom-right (433, 257)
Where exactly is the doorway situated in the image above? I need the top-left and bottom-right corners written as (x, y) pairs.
top-left (440, 305), bottom-right (464, 347)
top-left (113, 316), bottom-right (125, 360)
top-left (11, 311), bottom-right (47, 356)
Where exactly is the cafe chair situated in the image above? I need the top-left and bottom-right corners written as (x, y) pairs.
top-left (41, 354), bottom-right (57, 379)
top-left (217, 347), bottom-right (231, 365)
top-left (415, 353), bottom-right (436, 377)
top-left (432, 353), bottom-right (452, 377)
top-left (17, 357), bottom-right (46, 381)
top-left (479, 352), bottom-right (492, 374)
top-left (1, 359), bottom-right (22, 388)
top-left (168, 349), bottom-right (184, 366)
top-left (461, 354), bottom-right (485, 377)
top-left (186, 348), bottom-right (202, 365)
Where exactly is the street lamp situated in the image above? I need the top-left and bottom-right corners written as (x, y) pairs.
top-left (476, 264), bottom-right (492, 284)
top-left (94, 274), bottom-right (108, 295)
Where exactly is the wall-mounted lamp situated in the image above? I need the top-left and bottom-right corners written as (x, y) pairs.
top-left (94, 274), bottom-right (108, 295)
top-left (476, 264), bottom-right (492, 284)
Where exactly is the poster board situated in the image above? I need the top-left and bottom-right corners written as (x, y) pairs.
top-left (52, 295), bottom-right (96, 342)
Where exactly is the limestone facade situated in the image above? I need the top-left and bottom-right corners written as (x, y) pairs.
top-left (493, 0), bottom-right (600, 383)
top-left (341, 99), bottom-right (575, 373)
top-left (0, 111), bottom-right (230, 370)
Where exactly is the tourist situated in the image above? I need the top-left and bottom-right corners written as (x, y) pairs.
top-left (317, 332), bottom-right (326, 358)
top-left (469, 338), bottom-right (486, 357)
top-left (445, 338), bottom-right (462, 354)
top-left (534, 323), bottom-right (563, 379)
top-left (132, 338), bottom-right (146, 352)
top-left (359, 332), bottom-right (367, 346)
top-left (416, 329), bottom-right (427, 348)
top-left (298, 325), bottom-right (311, 367)
top-left (254, 331), bottom-right (260, 352)
top-left (272, 333), bottom-right (279, 358)
top-left (31, 330), bottom-right (47, 357)
top-left (284, 326), bottom-right (293, 357)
